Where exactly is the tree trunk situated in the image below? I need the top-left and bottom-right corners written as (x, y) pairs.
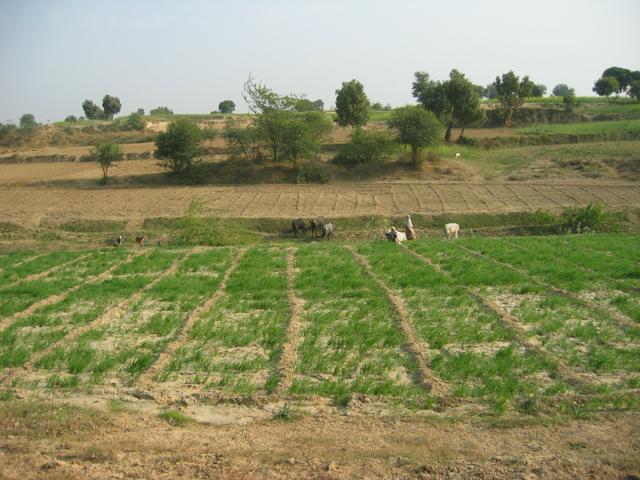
top-left (444, 121), bottom-right (453, 143)
top-left (411, 145), bottom-right (419, 168)
top-left (457, 124), bottom-right (466, 142)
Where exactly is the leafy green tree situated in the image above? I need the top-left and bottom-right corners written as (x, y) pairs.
top-left (519, 76), bottom-right (535, 98)
top-left (483, 83), bottom-right (498, 99)
top-left (223, 118), bottom-right (264, 162)
top-left (126, 112), bottom-right (145, 130)
top-left (334, 79), bottom-right (370, 127)
top-left (137, 108), bottom-right (145, 115)
top-left (150, 106), bottom-right (173, 115)
top-left (218, 100), bottom-right (236, 113)
top-left (294, 98), bottom-right (324, 112)
top-left (333, 128), bottom-right (397, 166)
top-left (102, 95), bottom-right (121, 119)
top-left (82, 99), bottom-right (104, 120)
top-left (602, 67), bottom-right (631, 94)
top-left (593, 76), bottom-right (619, 98)
top-left (552, 84), bottom-right (572, 97)
top-left (563, 89), bottom-right (577, 112)
top-left (91, 142), bottom-right (123, 181)
top-left (413, 70), bottom-right (483, 141)
top-left (65, 115), bottom-right (78, 122)
top-left (19, 113), bottom-right (38, 133)
top-left (243, 75), bottom-right (298, 113)
top-left (531, 84), bottom-right (547, 97)
top-left (387, 106), bottom-right (442, 167)
top-left (494, 71), bottom-right (525, 126)
top-left (371, 102), bottom-right (383, 110)
top-left (155, 118), bottom-right (202, 176)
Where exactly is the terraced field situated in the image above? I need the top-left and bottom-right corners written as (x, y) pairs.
top-left (1, 234), bottom-right (638, 418)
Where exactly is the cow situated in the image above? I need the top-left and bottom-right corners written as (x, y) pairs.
top-left (321, 222), bottom-right (334, 240)
top-left (444, 223), bottom-right (460, 239)
top-left (291, 218), bottom-right (306, 237)
top-left (405, 214), bottom-right (416, 240)
top-left (310, 216), bottom-right (326, 238)
top-left (135, 235), bottom-right (145, 247)
top-left (113, 235), bottom-right (123, 247)
top-left (385, 226), bottom-right (407, 243)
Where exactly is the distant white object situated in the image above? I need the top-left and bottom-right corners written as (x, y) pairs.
top-left (385, 226), bottom-right (407, 243)
top-left (404, 214), bottom-right (413, 229)
top-left (444, 223), bottom-right (460, 239)
top-left (455, 152), bottom-right (461, 159)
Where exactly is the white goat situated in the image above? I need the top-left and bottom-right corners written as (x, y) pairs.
top-left (385, 226), bottom-right (407, 243)
top-left (404, 215), bottom-right (416, 240)
top-left (444, 223), bottom-right (460, 239)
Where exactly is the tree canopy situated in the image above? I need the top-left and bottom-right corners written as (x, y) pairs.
top-left (387, 106), bottom-right (442, 167)
top-left (82, 100), bottom-right (104, 120)
top-left (334, 79), bottom-right (370, 128)
top-left (155, 118), bottom-right (203, 177)
top-left (92, 142), bottom-right (123, 181)
top-left (218, 100), bottom-right (236, 113)
top-left (552, 84), bottom-right (573, 97)
top-left (593, 76), bottom-right (619, 97)
top-left (102, 95), bottom-right (122, 119)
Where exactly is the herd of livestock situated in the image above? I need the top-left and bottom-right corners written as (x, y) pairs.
top-left (291, 215), bottom-right (460, 243)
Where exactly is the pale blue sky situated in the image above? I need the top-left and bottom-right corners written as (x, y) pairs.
top-left (1, 0), bottom-right (639, 123)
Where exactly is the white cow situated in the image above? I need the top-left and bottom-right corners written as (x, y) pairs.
top-left (385, 226), bottom-right (407, 243)
top-left (444, 223), bottom-right (460, 239)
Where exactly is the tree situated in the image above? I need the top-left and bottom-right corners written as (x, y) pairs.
top-left (92, 142), bottom-right (123, 181)
top-left (413, 70), bottom-right (484, 141)
top-left (82, 99), bottom-right (104, 120)
top-left (155, 118), bottom-right (202, 177)
top-left (102, 95), bottom-right (121, 119)
top-left (333, 128), bottom-right (397, 166)
top-left (593, 76), bottom-right (619, 98)
top-left (387, 106), bottom-right (442, 167)
top-left (334, 79), bottom-right (370, 127)
top-left (531, 83), bottom-right (547, 97)
top-left (224, 118), bottom-right (264, 162)
top-left (218, 100), bottom-right (236, 113)
top-left (494, 71), bottom-right (525, 126)
top-left (629, 80), bottom-right (640, 101)
top-left (64, 115), bottom-right (78, 122)
top-left (563, 89), bottom-right (577, 112)
top-left (602, 67), bottom-right (631, 94)
top-left (294, 98), bottom-right (324, 112)
top-left (137, 108), bottom-right (145, 115)
top-left (371, 102), bottom-right (383, 110)
top-left (19, 113), bottom-right (37, 133)
top-left (126, 112), bottom-right (145, 130)
top-left (552, 84), bottom-right (572, 97)
top-left (483, 83), bottom-right (498, 99)
top-left (150, 106), bottom-right (174, 115)
top-left (243, 75), bottom-right (298, 113)
top-left (519, 76), bottom-right (535, 98)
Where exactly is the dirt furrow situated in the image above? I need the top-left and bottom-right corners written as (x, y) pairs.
top-left (403, 248), bottom-right (594, 389)
top-left (275, 248), bottom-right (305, 394)
top-left (428, 185), bottom-right (446, 211)
top-left (1, 252), bottom-right (93, 291)
top-left (0, 251), bottom-right (143, 333)
top-left (347, 246), bottom-right (449, 396)
top-left (457, 245), bottom-right (638, 331)
top-left (504, 184), bottom-right (534, 209)
top-left (19, 253), bottom-right (192, 375)
top-left (135, 248), bottom-right (247, 386)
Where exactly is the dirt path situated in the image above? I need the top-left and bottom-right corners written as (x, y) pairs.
top-left (1, 181), bottom-right (639, 228)
top-left (0, 398), bottom-right (638, 479)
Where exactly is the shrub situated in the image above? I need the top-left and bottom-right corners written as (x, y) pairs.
top-left (333, 128), bottom-right (397, 166)
top-left (559, 204), bottom-right (627, 233)
top-left (149, 106), bottom-right (174, 115)
top-left (126, 112), bottom-right (145, 131)
top-left (65, 115), bottom-right (78, 123)
top-left (91, 142), bottom-right (123, 182)
top-left (296, 162), bottom-right (329, 183)
top-left (155, 118), bottom-right (203, 179)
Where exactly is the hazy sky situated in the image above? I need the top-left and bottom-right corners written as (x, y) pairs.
top-left (1, 0), bottom-right (639, 123)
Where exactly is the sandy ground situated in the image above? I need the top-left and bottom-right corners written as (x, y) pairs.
top-left (0, 167), bottom-right (638, 228)
top-left (0, 395), bottom-right (638, 479)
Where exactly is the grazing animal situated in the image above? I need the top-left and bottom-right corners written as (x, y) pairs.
top-left (291, 218), bottom-right (306, 237)
top-left (444, 223), bottom-right (460, 239)
top-left (135, 235), bottom-right (145, 247)
top-left (404, 214), bottom-right (416, 240)
top-left (310, 216), bottom-right (326, 238)
top-left (321, 222), bottom-right (334, 240)
top-left (455, 152), bottom-right (461, 159)
top-left (385, 226), bottom-right (407, 243)
top-left (113, 235), bottom-right (123, 247)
